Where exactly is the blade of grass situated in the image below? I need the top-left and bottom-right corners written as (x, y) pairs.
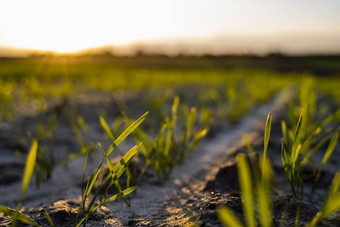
top-left (293, 144), bottom-right (302, 171)
top-left (77, 116), bottom-right (89, 132)
top-left (301, 134), bottom-right (331, 166)
top-left (106, 111), bottom-right (148, 156)
top-left (80, 150), bottom-right (90, 215)
top-left (0, 205), bottom-right (40, 227)
top-left (257, 157), bottom-right (273, 227)
top-left (262, 113), bottom-right (272, 180)
top-left (184, 128), bottom-right (208, 160)
top-left (102, 186), bottom-right (137, 205)
top-left (84, 151), bottom-right (106, 199)
top-left (44, 209), bottom-right (54, 227)
top-left (308, 171), bottom-right (340, 227)
top-left (217, 206), bottom-right (243, 227)
top-left (264, 113), bottom-right (272, 157)
top-left (291, 111), bottom-right (303, 164)
top-left (257, 187), bottom-right (272, 227)
top-left (94, 144), bottom-right (139, 204)
top-left (242, 133), bottom-right (254, 154)
top-left (320, 133), bottom-right (338, 172)
top-left (281, 139), bottom-right (288, 173)
top-left (237, 153), bottom-right (256, 227)
top-left (132, 128), bottom-right (153, 151)
top-left (313, 133), bottom-right (339, 192)
top-left (322, 193), bottom-right (340, 217)
top-left (295, 202), bottom-right (301, 227)
top-left (329, 170), bottom-right (340, 195)
top-left (281, 121), bottom-right (287, 145)
top-left (164, 98), bottom-right (179, 159)
top-left (182, 107), bottom-right (196, 152)
top-left (21, 139), bottom-right (38, 199)
top-left (99, 116), bottom-right (115, 141)
top-left (12, 139), bottom-right (39, 226)
top-left (104, 144), bottom-right (140, 181)
top-left (71, 122), bottom-right (85, 148)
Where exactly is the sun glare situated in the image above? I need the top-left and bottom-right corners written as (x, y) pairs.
top-left (1, 0), bottom-right (174, 53)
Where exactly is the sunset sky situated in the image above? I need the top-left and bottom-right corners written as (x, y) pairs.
top-left (0, 0), bottom-right (340, 55)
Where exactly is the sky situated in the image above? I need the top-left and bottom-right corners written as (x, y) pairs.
top-left (0, 0), bottom-right (340, 55)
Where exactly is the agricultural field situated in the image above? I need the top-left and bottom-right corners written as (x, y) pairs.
top-left (1, 54), bottom-right (340, 226)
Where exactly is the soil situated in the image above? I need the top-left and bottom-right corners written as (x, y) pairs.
top-left (1, 91), bottom-right (340, 226)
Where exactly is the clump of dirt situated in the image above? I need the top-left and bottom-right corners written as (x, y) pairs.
top-left (0, 200), bottom-right (113, 227)
top-left (204, 160), bottom-right (240, 193)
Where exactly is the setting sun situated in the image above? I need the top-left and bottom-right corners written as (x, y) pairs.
top-left (1, 0), bottom-right (185, 52)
